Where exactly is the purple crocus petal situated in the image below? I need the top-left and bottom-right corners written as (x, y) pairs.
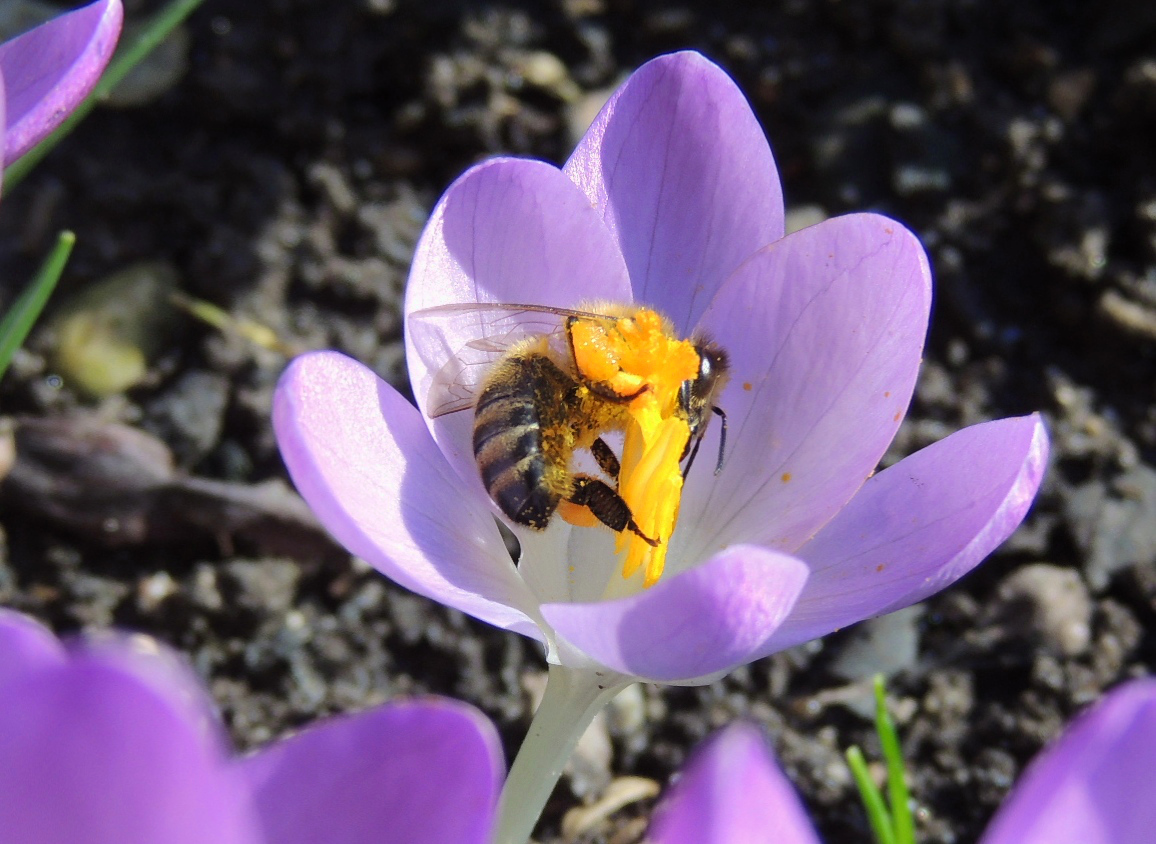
top-left (0, 0), bottom-right (123, 166)
top-left (274, 350), bottom-right (545, 642)
top-left (651, 723), bottom-right (822, 844)
top-left (404, 157), bottom-right (633, 482)
top-left (72, 632), bottom-right (234, 737)
top-left (240, 698), bottom-right (503, 844)
top-left (0, 637), bottom-right (259, 843)
top-left (564, 51), bottom-right (784, 334)
top-left (757, 414), bottom-right (1048, 655)
top-left (980, 679), bottom-right (1156, 844)
top-left (675, 214), bottom-right (930, 567)
top-left (404, 156), bottom-right (631, 320)
top-left (0, 610), bottom-right (65, 691)
top-left (541, 545), bottom-right (808, 683)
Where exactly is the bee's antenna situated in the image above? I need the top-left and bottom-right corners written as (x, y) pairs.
top-left (712, 405), bottom-right (728, 475)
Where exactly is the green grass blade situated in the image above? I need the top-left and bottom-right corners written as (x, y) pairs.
top-left (4, 0), bottom-right (206, 189)
top-left (846, 745), bottom-right (897, 844)
top-left (0, 230), bottom-right (74, 381)
top-left (875, 676), bottom-right (916, 844)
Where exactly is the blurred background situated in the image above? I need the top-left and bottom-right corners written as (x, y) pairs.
top-left (1, 1), bottom-right (1154, 841)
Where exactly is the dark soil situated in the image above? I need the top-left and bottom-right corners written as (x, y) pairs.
top-left (3, 1), bottom-right (1156, 841)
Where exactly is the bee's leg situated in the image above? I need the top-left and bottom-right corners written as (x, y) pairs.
top-left (586, 381), bottom-right (649, 404)
top-left (563, 316), bottom-right (651, 405)
top-left (711, 405), bottom-right (728, 475)
top-left (681, 433), bottom-right (704, 479)
top-left (591, 437), bottom-right (621, 479)
top-left (564, 315), bottom-right (581, 368)
top-left (680, 406), bottom-right (729, 479)
top-left (568, 475), bottom-right (659, 547)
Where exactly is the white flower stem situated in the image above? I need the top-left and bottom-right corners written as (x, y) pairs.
top-left (495, 663), bottom-right (629, 844)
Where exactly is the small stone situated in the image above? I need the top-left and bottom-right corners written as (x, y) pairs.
top-left (893, 164), bottom-right (951, 195)
top-left (784, 204), bottom-right (828, 234)
top-left (190, 564), bottom-right (223, 612)
top-left (1098, 289), bottom-right (1156, 341)
top-left (992, 563), bottom-right (1093, 657)
top-left (570, 710), bottom-right (612, 799)
top-left (513, 51), bottom-right (580, 101)
top-left (830, 605), bottom-right (923, 681)
top-left (890, 102), bottom-right (927, 130)
top-left (560, 776), bottom-right (659, 841)
top-left (221, 559), bottom-right (300, 614)
top-left (144, 370), bottom-right (230, 467)
top-left (307, 162), bottom-right (358, 216)
top-left (606, 682), bottom-right (645, 736)
top-left (136, 570), bottom-right (178, 614)
top-left (67, 574), bottom-right (129, 628)
top-left (1067, 466), bottom-right (1156, 590)
top-left (0, 420), bottom-right (13, 484)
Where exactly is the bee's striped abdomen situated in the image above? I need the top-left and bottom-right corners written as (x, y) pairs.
top-left (472, 355), bottom-right (563, 529)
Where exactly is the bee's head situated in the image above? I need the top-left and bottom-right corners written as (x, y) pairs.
top-left (681, 337), bottom-right (730, 436)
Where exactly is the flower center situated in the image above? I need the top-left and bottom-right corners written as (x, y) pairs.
top-left (568, 307), bottom-right (700, 587)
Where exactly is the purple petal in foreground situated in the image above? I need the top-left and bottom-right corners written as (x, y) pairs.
top-left (981, 679), bottom-right (1156, 844)
top-left (273, 350), bottom-right (544, 641)
top-left (758, 414), bottom-right (1048, 655)
top-left (542, 546), bottom-right (808, 683)
top-left (0, 642), bottom-right (258, 843)
top-left (564, 51), bottom-right (784, 335)
top-left (0, 68), bottom-right (6, 195)
top-left (679, 214), bottom-right (930, 566)
top-left (0, 610), bottom-right (65, 690)
top-left (0, 0), bottom-right (123, 166)
top-left (240, 699), bottom-right (503, 844)
top-left (651, 723), bottom-right (821, 844)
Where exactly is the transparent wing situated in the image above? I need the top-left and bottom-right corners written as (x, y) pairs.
top-left (408, 302), bottom-right (618, 418)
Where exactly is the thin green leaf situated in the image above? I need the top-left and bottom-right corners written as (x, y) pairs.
top-left (4, 0), bottom-right (206, 189)
top-left (846, 745), bottom-right (897, 844)
top-left (875, 676), bottom-right (916, 844)
top-left (0, 230), bottom-right (74, 380)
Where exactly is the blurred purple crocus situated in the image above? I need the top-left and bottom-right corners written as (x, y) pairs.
top-left (273, 51), bottom-right (1047, 843)
top-left (0, 609), bottom-right (502, 844)
top-left (0, 0), bottom-right (123, 172)
top-left (651, 680), bottom-right (1156, 844)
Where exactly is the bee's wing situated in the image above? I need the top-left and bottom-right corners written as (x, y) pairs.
top-left (409, 302), bottom-right (608, 418)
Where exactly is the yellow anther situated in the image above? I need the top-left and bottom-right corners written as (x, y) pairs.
top-left (617, 413), bottom-right (691, 586)
top-left (571, 307), bottom-right (699, 588)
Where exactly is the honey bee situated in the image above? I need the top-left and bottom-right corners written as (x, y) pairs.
top-left (408, 301), bottom-right (730, 544)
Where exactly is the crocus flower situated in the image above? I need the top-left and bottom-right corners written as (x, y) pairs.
top-left (273, 50), bottom-right (1047, 843)
top-left (650, 680), bottom-right (1156, 844)
top-left (0, 0), bottom-right (123, 170)
top-left (275, 48), bottom-right (1046, 690)
top-left (0, 609), bottom-right (502, 844)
